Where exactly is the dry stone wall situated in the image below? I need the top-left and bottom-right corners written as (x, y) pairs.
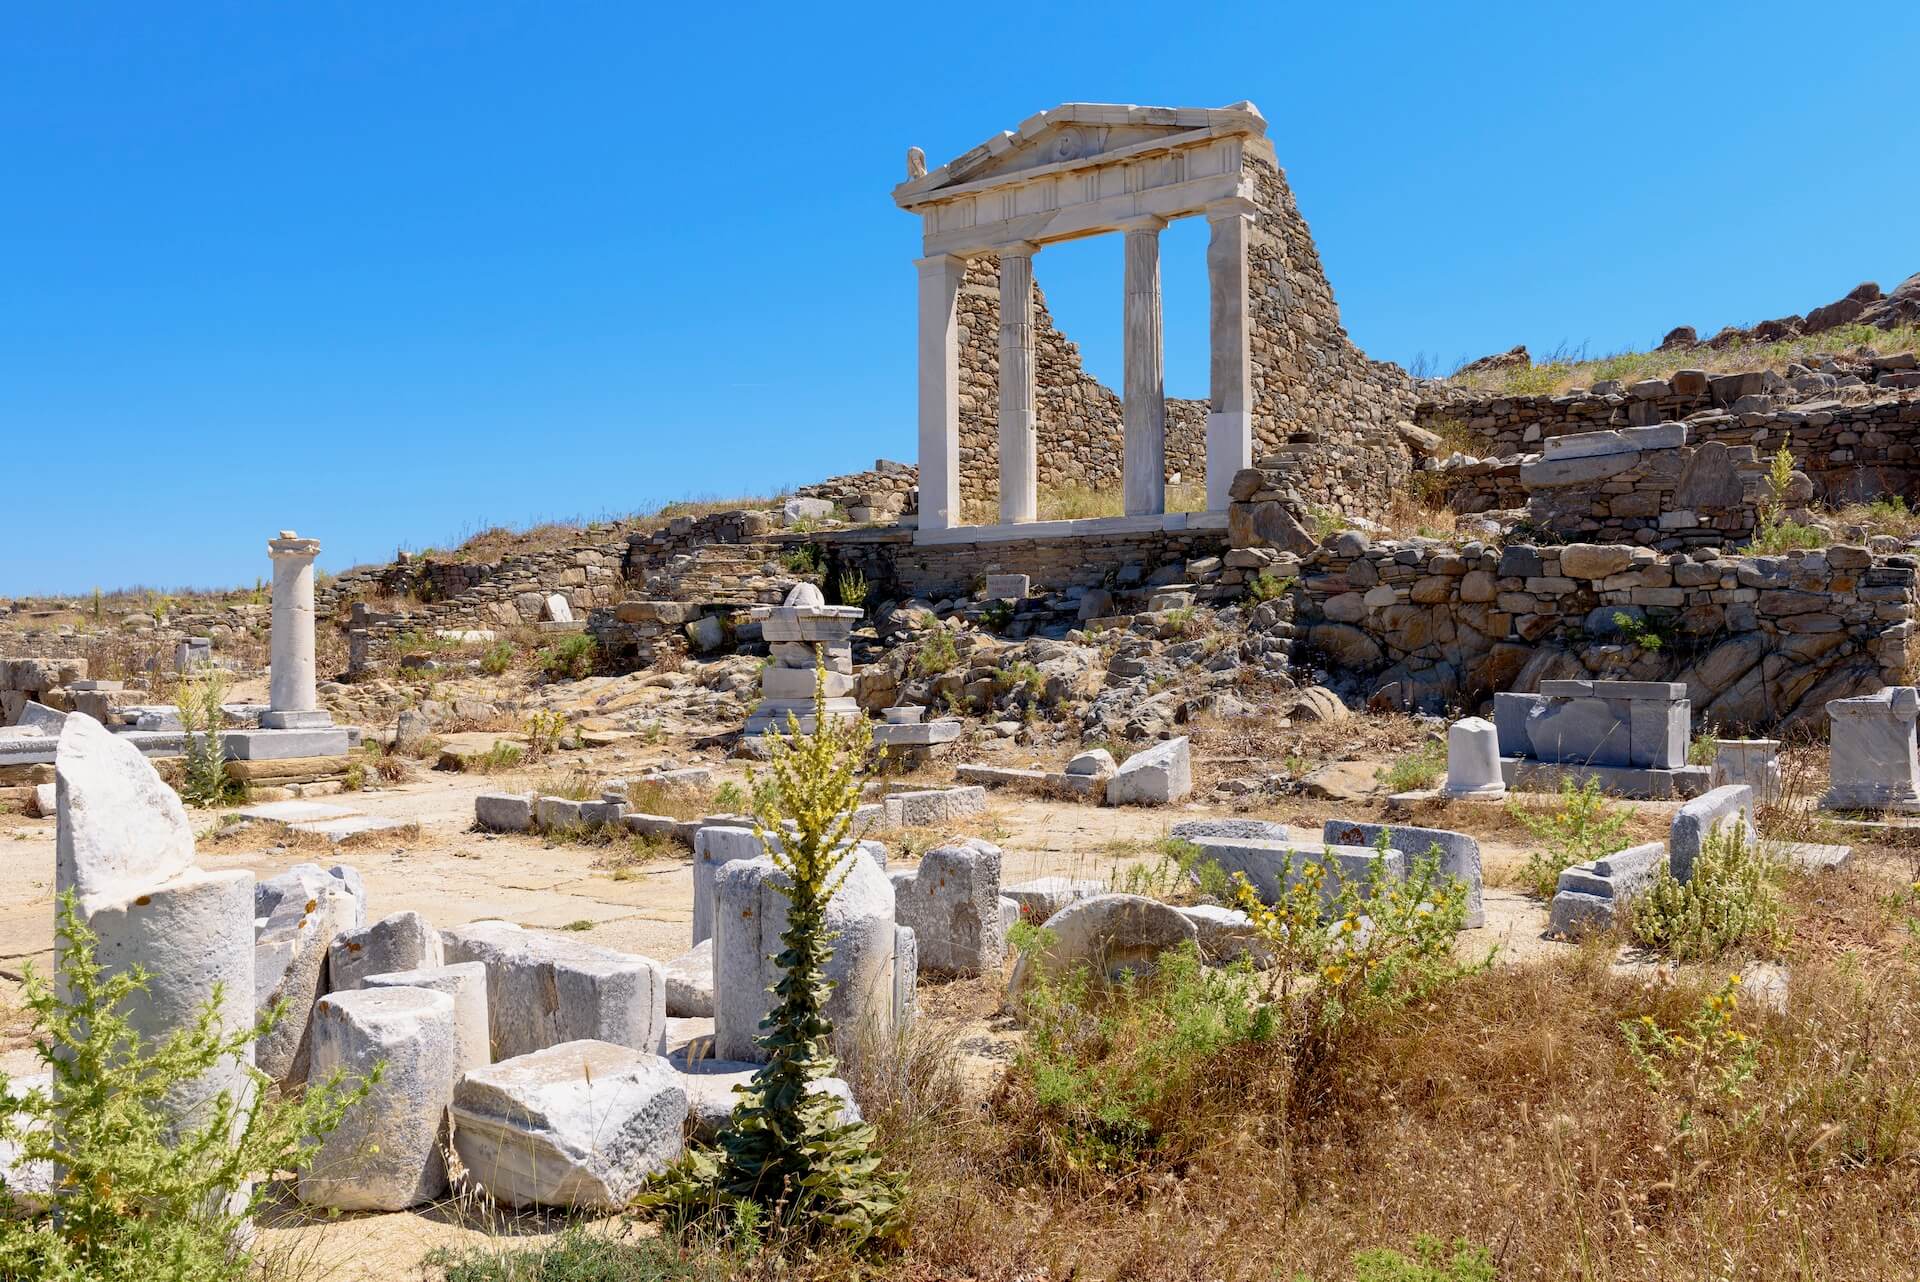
top-left (816, 527), bottom-right (1227, 603)
top-left (1286, 533), bottom-right (1914, 729)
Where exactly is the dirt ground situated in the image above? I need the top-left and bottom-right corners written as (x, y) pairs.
top-left (0, 710), bottom-right (1850, 1280)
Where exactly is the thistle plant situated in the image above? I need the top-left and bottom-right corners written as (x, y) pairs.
top-left (639, 655), bottom-right (905, 1248)
top-left (175, 668), bottom-right (239, 807)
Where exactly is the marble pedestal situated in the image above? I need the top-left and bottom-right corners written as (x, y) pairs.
top-left (1822, 686), bottom-right (1920, 811)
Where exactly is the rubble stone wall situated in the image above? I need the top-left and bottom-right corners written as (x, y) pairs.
top-left (817, 527), bottom-right (1228, 603)
top-left (955, 156), bottom-right (1418, 516)
top-left (1288, 535), bottom-right (1915, 730)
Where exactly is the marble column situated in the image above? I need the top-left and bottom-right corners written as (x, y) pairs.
top-left (1121, 218), bottom-right (1167, 517)
top-left (915, 254), bottom-right (967, 532)
top-left (262, 531), bottom-right (328, 728)
top-left (1205, 199), bottom-right (1257, 512)
top-left (996, 243), bottom-right (1039, 524)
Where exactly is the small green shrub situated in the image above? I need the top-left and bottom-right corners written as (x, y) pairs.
top-left (1247, 571), bottom-right (1294, 603)
top-left (832, 568), bottom-right (868, 609)
top-left (0, 896), bottom-right (370, 1280)
top-left (1611, 610), bottom-right (1672, 651)
top-left (175, 669), bottom-right (241, 808)
top-left (912, 628), bottom-right (959, 676)
top-left (450, 741), bottom-right (524, 774)
top-left (1511, 776), bottom-right (1630, 900)
top-left (480, 640), bottom-right (516, 675)
top-left (1376, 739), bottom-right (1446, 794)
top-left (536, 633), bottom-right (597, 681)
top-left (979, 599), bottom-right (1014, 631)
top-left (1620, 977), bottom-right (1761, 1184)
top-left (781, 543), bottom-right (823, 576)
top-left (1117, 836), bottom-right (1229, 902)
top-left (523, 708), bottom-right (570, 759)
top-left (711, 780), bottom-right (747, 813)
top-left (1344, 1235), bottom-right (1497, 1282)
top-left (1627, 822), bottom-right (1786, 960)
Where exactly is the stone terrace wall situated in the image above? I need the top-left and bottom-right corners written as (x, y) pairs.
top-left (957, 257), bottom-right (1206, 511)
top-left (1243, 156), bottom-right (1419, 513)
top-left (817, 526), bottom-right (1228, 603)
top-left (1290, 534), bottom-right (1915, 729)
top-left (317, 540), bottom-right (628, 629)
top-left (1520, 427), bottom-right (1770, 548)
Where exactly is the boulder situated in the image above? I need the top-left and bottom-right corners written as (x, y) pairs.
top-left (1105, 737), bottom-right (1193, 806)
top-left (298, 987), bottom-right (459, 1211)
top-left (1007, 894), bottom-right (1197, 998)
top-left (451, 1040), bottom-right (687, 1210)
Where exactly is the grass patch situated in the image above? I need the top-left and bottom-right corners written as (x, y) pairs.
top-left (1376, 739), bottom-right (1446, 793)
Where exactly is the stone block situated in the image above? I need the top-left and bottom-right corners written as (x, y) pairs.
top-left (1548, 840), bottom-right (1668, 936)
top-left (692, 825), bottom-right (763, 946)
top-left (1710, 739), bottom-right (1781, 805)
top-left (18, 702), bottom-right (66, 734)
top-left (1628, 699), bottom-right (1689, 769)
top-left (891, 839), bottom-right (1004, 975)
top-left (712, 852), bottom-right (895, 1063)
top-left (1822, 686), bottom-right (1920, 809)
top-left (1007, 894), bottom-right (1197, 998)
top-left (1003, 876), bottom-right (1108, 923)
top-left (984, 574), bottom-right (1030, 599)
top-left (329, 910), bottom-right (445, 992)
top-left (1670, 784), bottom-right (1756, 882)
top-left (255, 879), bottom-right (361, 1083)
top-left (1493, 692), bottom-right (1545, 757)
top-left (441, 921), bottom-right (667, 1061)
top-left (55, 713), bottom-right (194, 913)
top-left (882, 785), bottom-right (986, 829)
top-left (475, 792), bottom-right (533, 832)
top-left (451, 1040), bottom-right (687, 1209)
top-left (256, 862), bottom-right (366, 926)
top-left (299, 987), bottom-right (458, 1211)
top-left (892, 924), bottom-right (917, 1028)
top-left (1442, 716), bottom-right (1505, 800)
top-left (1321, 820), bottom-right (1484, 928)
top-left (760, 665), bottom-right (855, 700)
top-left (1105, 736), bottom-right (1193, 806)
top-left (223, 727), bottom-right (353, 760)
top-left (1526, 697), bottom-right (1631, 768)
top-left (663, 938), bottom-right (714, 1018)
top-left (363, 961), bottom-right (490, 1072)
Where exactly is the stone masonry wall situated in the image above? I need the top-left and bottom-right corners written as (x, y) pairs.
top-left (955, 156), bottom-right (1418, 517)
top-left (1242, 156), bottom-right (1419, 513)
top-left (1288, 533), bottom-right (1914, 730)
top-left (816, 527), bottom-right (1228, 603)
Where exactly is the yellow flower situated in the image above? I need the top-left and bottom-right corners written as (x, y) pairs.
top-left (1323, 964), bottom-right (1346, 982)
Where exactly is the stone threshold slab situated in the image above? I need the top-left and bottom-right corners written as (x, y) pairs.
top-left (1500, 757), bottom-right (1712, 801)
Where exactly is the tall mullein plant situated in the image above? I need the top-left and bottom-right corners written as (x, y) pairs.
top-left (641, 655), bottom-right (904, 1246)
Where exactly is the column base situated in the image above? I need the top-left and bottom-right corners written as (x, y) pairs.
top-left (260, 709), bottom-right (335, 730)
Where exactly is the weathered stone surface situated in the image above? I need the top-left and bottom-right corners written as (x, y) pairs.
top-left (1711, 739), bottom-right (1782, 805)
top-left (1670, 785), bottom-right (1756, 882)
top-left (1823, 686), bottom-right (1920, 809)
top-left (713, 851), bottom-right (895, 1063)
top-left (663, 938), bottom-right (714, 1018)
top-left (692, 825), bottom-right (763, 946)
top-left (255, 879), bottom-right (360, 1083)
top-left (1322, 820), bottom-right (1484, 928)
top-left (452, 1040), bottom-right (687, 1210)
top-left (1003, 875), bottom-right (1108, 923)
top-left (475, 792), bottom-right (533, 832)
top-left (1442, 716), bottom-right (1505, 801)
top-left (55, 713), bottom-right (194, 913)
top-left (1307, 623), bottom-right (1384, 668)
top-left (1008, 894), bottom-right (1197, 998)
top-left (299, 987), bottom-right (458, 1211)
top-left (1065, 747), bottom-right (1117, 776)
top-left (1105, 737), bottom-right (1192, 806)
top-left (329, 910), bottom-right (445, 993)
top-left (442, 921), bottom-right (668, 1061)
top-left (891, 839), bottom-right (1004, 975)
top-left (1557, 544), bottom-right (1636, 581)
top-left (364, 961), bottom-right (491, 1072)
top-left (1526, 697), bottom-right (1631, 768)
top-left (1548, 841), bottom-right (1667, 936)
top-left (257, 862), bottom-right (366, 929)
top-left (883, 785), bottom-right (987, 828)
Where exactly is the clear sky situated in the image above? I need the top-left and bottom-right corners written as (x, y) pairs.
top-left (5, 1), bottom-right (1916, 595)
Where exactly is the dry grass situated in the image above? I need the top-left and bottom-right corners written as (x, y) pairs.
top-left (851, 858), bottom-right (1920, 1280)
top-left (1443, 322), bottom-right (1920, 398)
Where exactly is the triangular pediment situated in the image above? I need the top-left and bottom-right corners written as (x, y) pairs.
top-left (895, 102), bottom-right (1264, 208)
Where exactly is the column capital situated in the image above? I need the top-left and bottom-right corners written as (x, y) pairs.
top-left (1204, 196), bottom-right (1260, 223)
top-left (913, 252), bottom-right (968, 275)
top-left (1115, 214), bottom-right (1168, 235)
top-left (268, 531), bottom-right (321, 558)
top-left (987, 239), bottom-right (1040, 260)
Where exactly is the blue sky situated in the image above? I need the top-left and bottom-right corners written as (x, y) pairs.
top-left (5, 1), bottom-right (1916, 595)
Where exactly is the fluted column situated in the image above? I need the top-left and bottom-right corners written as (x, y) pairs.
top-left (1205, 199), bottom-right (1257, 512)
top-left (996, 243), bottom-right (1039, 524)
top-left (1121, 217), bottom-right (1167, 517)
top-left (261, 531), bottom-right (327, 728)
top-left (915, 254), bottom-right (966, 531)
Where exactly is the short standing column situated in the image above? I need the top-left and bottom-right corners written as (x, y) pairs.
top-left (996, 243), bottom-right (1039, 524)
top-left (1205, 199), bottom-right (1257, 512)
top-left (915, 254), bottom-right (967, 532)
top-left (1121, 218), bottom-right (1167, 517)
top-left (263, 531), bottom-right (327, 728)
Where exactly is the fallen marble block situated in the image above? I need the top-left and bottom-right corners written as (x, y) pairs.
top-left (1003, 876), bottom-right (1107, 923)
top-left (1105, 737), bottom-right (1193, 806)
top-left (882, 785), bottom-right (986, 829)
top-left (474, 792), bottom-right (533, 832)
top-left (1007, 894), bottom-right (1197, 999)
top-left (1320, 819), bottom-right (1485, 928)
top-left (451, 1040), bottom-right (687, 1210)
top-left (329, 910), bottom-right (445, 992)
top-left (1670, 784), bottom-right (1755, 882)
top-left (299, 987), bottom-right (458, 1211)
top-left (663, 938), bottom-right (714, 1018)
top-left (256, 862), bottom-right (366, 928)
top-left (1548, 841), bottom-right (1669, 937)
top-left (441, 921), bottom-right (667, 1060)
top-left (891, 838), bottom-right (1004, 975)
top-left (254, 877), bottom-right (360, 1083)
top-left (364, 961), bottom-right (491, 1072)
